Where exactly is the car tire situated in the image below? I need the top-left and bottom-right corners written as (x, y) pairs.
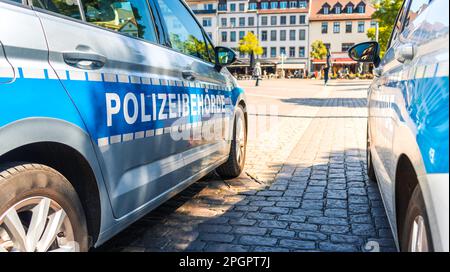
top-left (0, 163), bottom-right (88, 252)
top-left (367, 126), bottom-right (377, 182)
top-left (216, 105), bottom-right (247, 179)
top-left (400, 185), bottom-right (434, 252)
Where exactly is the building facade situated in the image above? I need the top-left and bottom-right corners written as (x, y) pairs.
top-left (187, 0), bottom-right (311, 77)
top-left (309, 0), bottom-right (376, 73)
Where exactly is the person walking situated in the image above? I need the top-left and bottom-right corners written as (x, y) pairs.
top-left (253, 62), bottom-right (262, 87)
top-left (324, 49), bottom-right (331, 86)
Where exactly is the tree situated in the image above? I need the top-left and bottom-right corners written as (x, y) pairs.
top-left (238, 32), bottom-right (263, 69)
top-left (310, 40), bottom-right (328, 60)
top-left (367, 0), bottom-right (403, 57)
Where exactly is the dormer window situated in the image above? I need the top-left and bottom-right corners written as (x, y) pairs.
top-left (335, 6), bottom-right (341, 14)
top-left (289, 1), bottom-right (297, 8)
top-left (357, 3), bottom-right (366, 13)
top-left (323, 6), bottom-right (329, 14)
top-left (347, 5), bottom-right (353, 13)
top-left (271, 1), bottom-right (278, 9)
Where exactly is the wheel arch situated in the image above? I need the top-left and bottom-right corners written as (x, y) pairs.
top-left (0, 118), bottom-right (113, 247)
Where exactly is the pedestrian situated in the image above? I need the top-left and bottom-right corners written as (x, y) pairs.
top-left (324, 49), bottom-right (331, 86)
top-left (253, 62), bottom-right (262, 87)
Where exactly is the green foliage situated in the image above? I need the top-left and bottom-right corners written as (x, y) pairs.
top-left (367, 0), bottom-right (403, 57)
top-left (238, 32), bottom-right (263, 56)
top-left (310, 40), bottom-right (328, 60)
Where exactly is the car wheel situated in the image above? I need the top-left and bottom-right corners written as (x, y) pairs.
top-left (0, 163), bottom-right (88, 252)
top-left (216, 105), bottom-right (247, 179)
top-left (367, 125), bottom-right (376, 182)
top-left (401, 185), bottom-right (434, 252)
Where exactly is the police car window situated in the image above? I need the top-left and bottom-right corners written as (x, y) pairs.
top-left (155, 0), bottom-right (211, 62)
top-left (388, 0), bottom-right (409, 47)
top-left (81, 0), bottom-right (157, 42)
top-left (32, 0), bottom-right (82, 19)
top-left (403, 0), bottom-right (430, 30)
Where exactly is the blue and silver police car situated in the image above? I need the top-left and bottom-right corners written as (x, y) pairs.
top-left (349, 0), bottom-right (448, 252)
top-left (0, 0), bottom-right (247, 252)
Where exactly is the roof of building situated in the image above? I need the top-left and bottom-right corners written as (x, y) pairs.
top-left (309, 0), bottom-right (375, 21)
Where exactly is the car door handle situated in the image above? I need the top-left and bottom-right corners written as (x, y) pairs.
top-left (63, 52), bottom-right (107, 70)
top-left (395, 43), bottom-right (415, 63)
top-left (182, 70), bottom-right (197, 81)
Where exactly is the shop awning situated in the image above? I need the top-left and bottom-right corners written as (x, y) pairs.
top-left (276, 63), bottom-right (306, 69)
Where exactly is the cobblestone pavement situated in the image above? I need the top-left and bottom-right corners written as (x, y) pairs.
top-left (99, 80), bottom-right (397, 252)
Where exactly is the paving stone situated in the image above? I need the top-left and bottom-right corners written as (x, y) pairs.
top-left (327, 190), bottom-right (348, 200)
top-left (325, 208), bottom-right (348, 218)
top-left (326, 199), bottom-right (348, 209)
top-left (199, 233), bottom-right (235, 243)
top-left (261, 207), bottom-right (290, 214)
top-left (254, 246), bottom-right (290, 252)
top-left (256, 190), bottom-right (284, 197)
top-left (275, 201), bottom-right (300, 208)
top-left (350, 214), bottom-right (372, 224)
top-left (239, 235), bottom-right (278, 246)
top-left (270, 229), bottom-right (296, 238)
top-left (320, 225), bottom-right (350, 234)
top-left (351, 223), bottom-right (376, 236)
top-left (198, 224), bottom-right (232, 233)
top-left (233, 226), bottom-right (268, 235)
top-left (303, 192), bottom-right (325, 200)
top-left (319, 242), bottom-right (359, 252)
top-left (309, 216), bottom-right (348, 226)
top-left (250, 200), bottom-right (276, 207)
top-left (330, 234), bottom-right (364, 244)
top-left (349, 204), bottom-right (371, 214)
top-left (279, 239), bottom-right (316, 250)
top-left (297, 231), bottom-right (328, 241)
top-left (246, 212), bottom-right (276, 220)
top-left (301, 200), bottom-right (324, 210)
top-left (278, 214), bottom-right (307, 223)
top-left (259, 220), bottom-right (289, 229)
top-left (205, 243), bottom-right (250, 252)
top-left (348, 187), bottom-right (367, 196)
top-left (229, 218), bottom-right (257, 226)
top-left (289, 223), bottom-right (318, 231)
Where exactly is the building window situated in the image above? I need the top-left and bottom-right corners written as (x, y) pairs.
top-left (262, 47), bottom-right (267, 58)
top-left (261, 2), bottom-right (269, 9)
top-left (280, 30), bottom-right (286, 41)
top-left (345, 21), bottom-right (352, 33)
top-left (271, 1), bottom-right (278, 9)
top-left (290, 15), bottom-right (296, 24)
top-left (323, 6), bottom-right (329, 14)
top-left (280, 16), bottom-right (287, 25)
top-left (230, 18), bottom-right (236, 27)
top-left (342, 43), bottom-right (355, 52)
top-left (270, 47), bottom-right (277, 58)
top-left (221, 31), bottom-right (227, 42)
top-left (204, 4), bottom-right (213, 10)
top-left (289, 47), bottom-right (295, 57)
top-left (299, 29), bottom-right (306, 40)
top-left (202, 18), bottom-right (212, 27)
top-left (322, 22), bottom-right (328, 33)
top-left (347, 5), bottom-right (353, 13)
top-left (299, 1), bottom-right (307, 8)
top-left (289, 1), bottom-right (297, 8)
top-left (239, 31), bottom-right (245, 40)
top-left (358, 21), bottom-right (365, 32)
top-left (280, 1), bottom-right (288, 9)
top-left (299, 15), bottom-right (306, 24)
top-left (261, 30), bottom-right (268, 41)
top-left (239, 17), bottom-right (245, 26)
top-left (280, 47), bottom-right (286, 56)
top-left (249, 3), bottom-right (257, 10)
top-left (261, 16), bottom-right (268, 25)
top-left (230, 31), bottom-right (236, 42)
top-left (270, 30), bottom-right (277, 41)
top-left (271, 16), bottom-right (277, 25)
top-left (333, 22), bottom-right (340, 33)
top-left (248, 17), bottom-right (255, 26)
top-left (221, 18), bottom-right (227, 27)
top-left (371, 20), bottom-right (377, 28)
top-left (335, 6), bottom-right (341, 14)
top-left (358, 4), bottom-right (365, 13)
top-left (239, 3), bottom-right (245, 11)
top-left (218, 3), bottom-right (227, 11)
top-left (289, 29), bottom-right (296, 40)
top-left (299, 47), bottom-right (305, 57)
top-left (230, 3), bottom-right (236, 11)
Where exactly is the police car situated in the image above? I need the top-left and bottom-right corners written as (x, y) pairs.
top-left (348, 0), bottom-right (448, 252)
top-left (0, 0), bottom-right (247, 252)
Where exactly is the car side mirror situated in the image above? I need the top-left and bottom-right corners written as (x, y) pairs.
top-left (215, 46), bottom-right (237, 71)
top-left (348, 42), bottom-right (381, 67)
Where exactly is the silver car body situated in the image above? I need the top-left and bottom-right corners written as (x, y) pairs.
top-left (0, 0), bottom-right (246, 247)
top-left (368, 0), bottom-right (448, 251)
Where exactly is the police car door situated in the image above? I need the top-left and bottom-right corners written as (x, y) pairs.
top-left (33, 0), bottom-right (196, 218)
top-left (152, 0), bottom-right (231, 178)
